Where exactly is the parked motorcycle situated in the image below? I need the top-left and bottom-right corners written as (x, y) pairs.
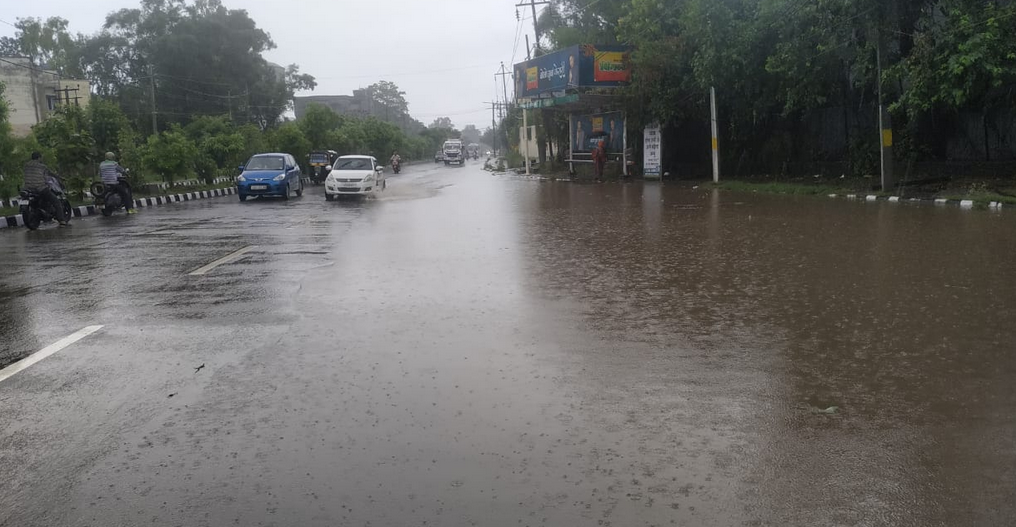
top-left (91, 175), bottom-right (134, 216)
top-left (19, 177), bottom-right (72, 230)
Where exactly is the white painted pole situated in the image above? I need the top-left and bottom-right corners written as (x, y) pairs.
top-left (710, 86), bottom-right (720, 183)
top-left (568, 114), bottom-right (574, 174)
top-left (523, 108), bottom-right (532, 176)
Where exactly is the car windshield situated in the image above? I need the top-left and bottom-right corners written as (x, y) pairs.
top-left (334, 158), bottom-right (373, 170)
top-left (246, 156), bottom-right (285, 171)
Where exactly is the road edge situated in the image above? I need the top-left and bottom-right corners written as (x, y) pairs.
top-left (1, 186), bottom-right (237, 230)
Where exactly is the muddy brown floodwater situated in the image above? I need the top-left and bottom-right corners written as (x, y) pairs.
top-left (1, 169), bottom-right (1013, 527)
top-left (513, 181), bottom-right (1016, 526)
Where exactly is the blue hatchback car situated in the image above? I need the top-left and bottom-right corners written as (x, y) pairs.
top-left (237, 153), bottom-right (304, 202)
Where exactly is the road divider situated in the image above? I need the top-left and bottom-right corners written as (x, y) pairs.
top-left (0, 325), bottom-right (104, 384)
top-left (188, 245), bottom-right (256, 276)
top-left (1, 186), bottom-right (237, 230)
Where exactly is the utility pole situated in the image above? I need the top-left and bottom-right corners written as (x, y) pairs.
top-left (148, 65), bottom-right (158, 135)
top-left (876, 35), bottom-right (894, 191)
top-left (495, 63), bottom-right (512, 109)
top-left (710, 86), bottom-right (720, 183)
top-left (516, 0), bottom-right (550, 55)
top-left (487, 102), bottom-right (499, 156)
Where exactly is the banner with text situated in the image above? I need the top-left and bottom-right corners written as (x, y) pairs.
top-left (643, 124), bottom-right (662, 178)
top-left (514, 45), bottom-right (632, 99)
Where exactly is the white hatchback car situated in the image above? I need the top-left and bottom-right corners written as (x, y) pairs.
top-left (324, 155), bottom-right (386, 200)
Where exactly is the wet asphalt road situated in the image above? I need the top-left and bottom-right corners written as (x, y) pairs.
top-left (1, 160), bottom-right (1015, 526)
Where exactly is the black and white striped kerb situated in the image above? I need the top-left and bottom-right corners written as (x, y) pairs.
top-left (834, 193), bottom-right (1012, 210)
top-left (1, 186), bottom-right (236, 230)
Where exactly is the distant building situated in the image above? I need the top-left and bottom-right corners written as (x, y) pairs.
top-left (266, 61), bottom-right (287, 83)
top-left (294, 89), bottom-right (425, 134)
top-left (294, 90), bottom-right (374, 119)
top-left (0, 56), bottom-right (91, 137)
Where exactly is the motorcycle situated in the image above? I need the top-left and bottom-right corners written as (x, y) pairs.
top-left (19, 177), bottom-right (72, 230)
top-left (91, 175), bottom-right (134, 217)
top-left (391, 160), bottom-right (401, 174)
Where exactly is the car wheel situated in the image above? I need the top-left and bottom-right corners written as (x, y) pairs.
top-left (282, 184), bottom-right (290, 201)
top-left (101, 206), bottom-right (113, 217)
top-left (239, 194), bottom-right (247, 202)
top-left (382, 180), bottom-right (387, 191)
top-left (296, 181), bottom-right (304, 197)
top-left (325, 193), bottom-right (333, 202)
top-left (63, 201), bottom-right (73, 220)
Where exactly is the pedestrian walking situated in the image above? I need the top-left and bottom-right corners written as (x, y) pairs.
top-left (593, 140), bottom-right (607, 178)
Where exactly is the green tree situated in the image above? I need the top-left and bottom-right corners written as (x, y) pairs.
top-left (0, 17), bottom-right (83, 76)
top-left (429, 117), bottom-right (454, 130)
top-left (267, 122), bottom-right (311, 170)
top-left (89, 99), bottom-right (132, 156)
top-left (143, 125), bottom-right (198, 185)
top-left (365, 81), bottom-right (409, 118)
top-left (298, 104), bottom-right (343, 150)
top-left (33, 105), bottom-right (95, 196)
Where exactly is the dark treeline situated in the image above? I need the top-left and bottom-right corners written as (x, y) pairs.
top-left (529, 0), bottom-right (1016, 180)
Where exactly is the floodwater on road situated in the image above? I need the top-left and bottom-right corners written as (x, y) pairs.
top-left (0, 164), bottom-right (1014, 526)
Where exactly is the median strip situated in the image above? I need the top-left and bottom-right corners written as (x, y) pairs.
top-left (0, 186), bottom-right (237, 230)
top-left (0, 326), bottom-right (105, 384)
top-left (188, 246), bottom-right (256, 276)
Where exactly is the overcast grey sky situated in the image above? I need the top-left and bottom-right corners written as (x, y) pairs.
top-left (1, 0), bottom-right (530, 129)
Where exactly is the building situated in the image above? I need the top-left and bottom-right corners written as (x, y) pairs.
top-left (0, 56), bottom-right (91, 137)
top-left (294, 90), bottom-right (426, 135)
top-left (294, 90), bottom-right (374, 120)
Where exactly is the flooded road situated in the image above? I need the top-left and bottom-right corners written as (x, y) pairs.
top-left (1, 162), bottom-right (1014, 526)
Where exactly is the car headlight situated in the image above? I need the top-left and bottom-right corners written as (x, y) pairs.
top-left (273, 174), bottom-right (286, 182)
top-left (237, 175), bottom-right (246, 182)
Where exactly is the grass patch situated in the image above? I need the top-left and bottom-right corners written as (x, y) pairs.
top-left (1, 206), bottom-right (18, 217)
top-left (713, 180), bottom-right (854, 196)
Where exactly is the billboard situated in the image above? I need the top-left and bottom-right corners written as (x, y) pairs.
top-left (515, 45), bottom-right (580, 99)
top-left (570, 111), bottom-right (625, 153)
top-left (514, 45), bottom-right (632, 99)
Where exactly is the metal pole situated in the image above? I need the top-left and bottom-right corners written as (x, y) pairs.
top-left (149, 65), bottom-right (158, 135)
top-left (500, 63), bottom-right (510, 110)
top-left (710, 86), bottom-right (720, 183)
top-left (524, 108), bottom-right (532, 175)
top-left (876, 38), bottom-right (895, 190)
top-left (568, 114), bottom-right (574, 174)
top-left (622, 115), bottom-right (628, 176)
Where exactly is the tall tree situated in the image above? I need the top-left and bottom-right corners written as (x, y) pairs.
top-left (429, 117), bottom-right (454, 130)
top-left (365, 81), bottom-right (408, 117)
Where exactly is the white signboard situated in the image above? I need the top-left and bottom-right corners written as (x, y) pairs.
top-left (643, 124), bottom-right (662, 178)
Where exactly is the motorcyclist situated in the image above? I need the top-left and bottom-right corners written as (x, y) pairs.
top-left (99, 152), bottom-right (136, 214)
top-left (23, 152), bottom-right (69, 226)
top-left (389, 152), bottom-right (402, 169)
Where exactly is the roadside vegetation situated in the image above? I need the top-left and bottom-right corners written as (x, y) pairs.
top-left (0, 0), bottom-right (457, 206)
top-left (498, 0), bottom-right (1016, 189)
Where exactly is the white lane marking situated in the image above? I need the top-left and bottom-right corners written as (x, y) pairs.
top-left (0, 326), bottom-right (105, 384)
top-left (188, 246), bottom-right (256, 276)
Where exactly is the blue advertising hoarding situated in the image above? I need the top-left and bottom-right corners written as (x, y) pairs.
top-left (570, 111), bottom-right (625, 153)
top-left (514, 45), bottom-right (632, 99)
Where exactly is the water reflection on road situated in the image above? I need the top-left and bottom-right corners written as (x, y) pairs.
top-left (515, 180), bottom-right (1016, 525)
